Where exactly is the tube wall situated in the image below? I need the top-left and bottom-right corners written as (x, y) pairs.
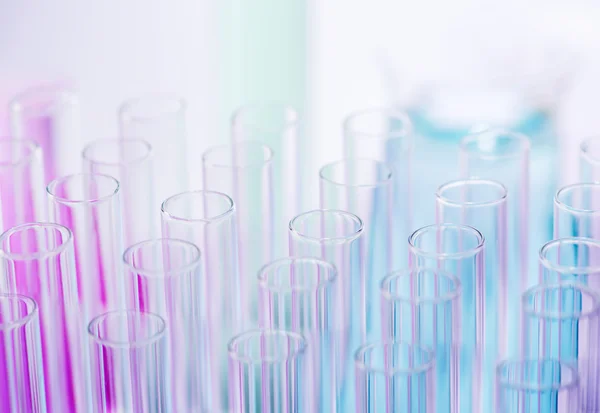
top-left (554, 183), bottom-right (600, 239)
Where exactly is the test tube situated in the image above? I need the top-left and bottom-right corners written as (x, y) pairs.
top-left (539, 237), bottom-right (600, 288)
top-left (580, 136), bottom-right (600, 182)
top-left (459, 130), bottom-right (532, 343)
top-left (231, 104), bottom-right (302, 257)
top-left (161, 190), bottom-right (241, 410)
top-left (258, 257), bottom-right (337, 412)
top-left (0, 293), bottom-right (46, 413)
top-left (0, 139), bottom-right (46, 233)
top-left (123, 238), bottom-right (205, 411)
top-left (436, 179), bottom-right (508, 411)
top-left (119, 96), bottom-right (188, 214)
top-left (343, 108), bottom-right (413, 268)
top-left (495, 359), bottom-right (579, 413)
top-left (0, 223), bottom-right (88, 412)
top-left (408, 224), bottom-right (485, 412)
top-left (355, 340), bottom-right (436, 413)
top-left (522, 282), bottom-right (600, 412)
top-left (380, 268), bottom-right (461, 413)
top-left (88, 310), bottom-right (167, 413)
top-left (554, 183), bottom-right (600, 239)
top-left (319, 159), bottom-right (392, 342)
top-left (288, 209), bottom-right (363, 410)
top-left (228, 329), bottom-right (307, 413)
top-left (82, 138), bottom-right (156, 245)
top-left (9, 84), bottom-right (81, 181)
top-left (47, 173), bottom-right (125, 317)
top-left (203, 141), bottom-right (273, 329)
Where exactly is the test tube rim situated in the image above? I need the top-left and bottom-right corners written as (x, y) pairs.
top-left (539, 237), bottom-right (600, 274)
top-left (122, 238), bottom-right (202, 279)
top-left (119, 94), bottom-right (186, 124)
top-left (319, 158), bottom-right (393, 189)
top-left (82, 138), bottom-right (153, 167)
top-left (289, 209), bottom-right (364, 243)
top-left (231, 102), bottom-right (301, 133)
top-left (228, 329), bottom-right (307, 364)
top-left (580, 135), bottom-right (600, 167)
top-left (380, 267), bottom-right (461, 304)
top-left (9, 83), bottom-right (78, 116)
top-left (343, 107), bottom-right (413, 140)
top-left (522, 281), bottom-right (600, 320)
top-left (0, 293), bottom-right (38, 332)
top-left (496, 359), bottom-right (579, 392)
top-left (87, 309), bottom-right (166, 349)
top-left (0, 222), bottom-right (73, 261)
top-left (202, 141), bottom-right (274, 170)
top-left (408, 223), bottom-right (485, 260)
top-left (161, 190), bottom-right (235, 224)
top-left (0, 138), bottom-right (42, 168)
top-left (436, 178), bottom-right (508, 207)
top-left (257, 256), bottom-right (338, 293)
top-left (459, 128), bottom-right (530, 161)
top-left (354, 340), bottom-right (436, 376)
top-left (47, 172), bottom-right (120, 206)
top-left (554, 182), bottom-right (600, 215)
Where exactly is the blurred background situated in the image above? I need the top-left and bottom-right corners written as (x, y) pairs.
top-left (1, 0), bottom-right (599, 189)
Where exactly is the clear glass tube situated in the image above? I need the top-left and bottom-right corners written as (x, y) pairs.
top-left (258, 257), bottom-right (337, 412)
top-left (319, 159), bottom-right (392, 342)
top-left (47, 173), bottom-right (125, 317)
top-left (495, 359), bottom-right (579, 413)
top-left (0, 293), bottom-right (46, 413)
top-left (119, 96), bottom-right (188, 207)
top-left (161, 190), bottom-right (240, 411)
top-left (82, 138), bottom-right (156, 245)
top-left (0, 223), bottom-right (88, 412)
top-left (354, 340), bottom-right (436, 413)
top-left (408, 224), bottom-right (485, 412)
top-left (343, 108), bottom-right (413, 268)
top-left (9, 84), bottom-right (81, 181)
top-left (123, 238), bottom-right (205, 411)
top-left (554, 183), bottom-right (600, 239)
top-left (436, 179), bottom-right (508, 411)
top-left (88, 310), bottom-right (167, 413)
top-left (231, 104), bottom-right (302, 258)
top-left (459, 129), bottom-right (532, 349)
top-left (228, 329), bottom-right (307, 413)
top-left (580, 136), bottom-right (600, 182)
top-left (380, 268), bottom-right (461, 413)
top-left (522, 282), bottom-right (600, 412)
top-left (0, 139), bottom-right (46, 233)
top-left (203, 141), bottom-right (273, 329)
top-left (288, 209), bottom-right (363, 411)
top-left (539, 237), bottom-right (600, 289)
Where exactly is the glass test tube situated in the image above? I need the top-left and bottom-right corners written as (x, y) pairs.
top-left (554, 183), bottom-right (600, 239)
top-left (258, 257), bottom-right (337, 413)
top-left (119, 96), bottom-right (188, 220)
top-left (9, 84), bottom-right (81, 181)
top-left (381, 268), bottom-right (461, 413)
top-left (355, 341), bottom-right (436, 413)
top-left (319, 159), bottom-right (392, 342)
top-left (288, 209), bottom-right (363, 411)
top-left (580, 136), bottom-right (600, 182)
top-left (228, 329), bottom-right (307, 413)
top-left (88, 310), bottom-right (167, 413)
top-left (539, 237), bottom-right (600, 289)
top-left (459, 130), bottom-right (532, 349)
top-left (161, 190), bottom-right (241, 410)
top-left (344, 108), bottom-right (413, 268)
top-left (232, 104), bottom-right (302, 257)
top-left (83, 139), bottom-right (156, 245)
top-left (0, 223), bottom-right (88, 413)
top-left (203, 141), bottom-right (273, 329)
top-left (495, 359), bottom-right (579, 413)
top-left (436, 179), bottom-right (508, 411)
top-left (123, 238), bottom-right (205, 411)
top-left (522, 282), bottom-right (600, 412)
top-left (0, 293), bottom-right (46, 413)
top-left (47, 173), bottom-right (125, 317)
top-left (0, 139), bottom-right (46, 233)
top-left (408, 224), bottom-right (485, 413)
